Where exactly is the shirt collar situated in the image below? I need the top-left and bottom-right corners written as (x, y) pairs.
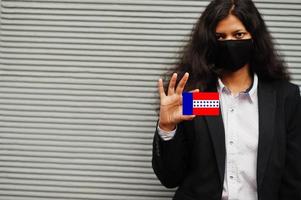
top-left (217, 73), bottom-right (258, 102)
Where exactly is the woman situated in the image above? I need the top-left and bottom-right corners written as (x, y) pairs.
top-left (152, 0), bottom-right (301, 200)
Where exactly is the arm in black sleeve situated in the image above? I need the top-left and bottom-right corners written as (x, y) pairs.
top-left (279, 85), bottom-right (301, 199)
top-left (152, 120), bottom-right (192, 188)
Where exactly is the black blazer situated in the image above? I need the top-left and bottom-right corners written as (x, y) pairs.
top-left (152, 79), bottom-right (301, 200)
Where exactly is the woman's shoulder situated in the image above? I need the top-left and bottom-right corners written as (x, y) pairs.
top-left (275, 79), bottom-right (299, 91)
top-left (259, 78), bottom-right (300, 97)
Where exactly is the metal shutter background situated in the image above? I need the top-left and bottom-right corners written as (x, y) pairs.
top-left (0, 0), bottom-right (300, 199)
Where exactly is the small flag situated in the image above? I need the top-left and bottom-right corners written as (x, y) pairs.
top-left (182, 92), bottom-right (220, 116)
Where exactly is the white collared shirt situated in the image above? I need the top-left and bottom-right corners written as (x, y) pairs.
top-left (158, 73), bottom-right (259, 200)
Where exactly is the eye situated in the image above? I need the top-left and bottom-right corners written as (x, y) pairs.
top-left (215, 34), bottom-right (225, 41)
top-left (234, 32), bottom-right (246, 39)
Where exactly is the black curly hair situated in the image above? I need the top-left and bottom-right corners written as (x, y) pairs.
top-left (163, 0), bottom-right (290, 93)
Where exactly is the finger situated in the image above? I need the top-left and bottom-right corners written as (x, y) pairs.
top-left (176, 72), bottom-right (189, 95)
top-left (158, 78), bottom-right (166, 98)
top-left (181, 115), bottom-right (196, 121)
top-left (167, 73), bottom-right (177, 96)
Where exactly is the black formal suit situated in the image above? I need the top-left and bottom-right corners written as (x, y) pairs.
top-left (152, 78), bottom-right (301, 200)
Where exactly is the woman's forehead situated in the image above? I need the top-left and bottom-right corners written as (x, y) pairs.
top-left (215, 14), bottom-right (247, 33)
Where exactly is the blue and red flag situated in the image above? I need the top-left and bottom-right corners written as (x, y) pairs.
top-left (182, 92), bottom-right (220, 116)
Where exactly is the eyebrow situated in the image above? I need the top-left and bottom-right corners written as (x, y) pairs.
top-left (233, 29), bottom-right (246, 33)
top-left (215, 29), bottom-right (246, 34)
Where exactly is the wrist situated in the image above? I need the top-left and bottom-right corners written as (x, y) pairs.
top-left (158, 121), bottom-right (176, 132)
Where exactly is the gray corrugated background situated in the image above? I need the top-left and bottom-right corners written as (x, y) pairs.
top-left (0, 0), bottom-right (300, 199)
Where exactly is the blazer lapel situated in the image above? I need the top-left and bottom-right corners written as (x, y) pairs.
top-left (256, 79), bottom-right (276, 190)
top-left (195, 85), bottom-right (226, 185)
top-left (204, 114), bottom-right (226, 186)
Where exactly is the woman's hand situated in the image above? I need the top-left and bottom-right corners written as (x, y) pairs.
top-left (158, 72), bottom-right (199, 131)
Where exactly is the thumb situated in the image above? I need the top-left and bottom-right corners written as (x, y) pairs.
top-left (189, 89), bottom-right (199, 93)
top-left (181, 115), bottom-right (196, 121)
top-left (180, 88), bottom-right (200, 105)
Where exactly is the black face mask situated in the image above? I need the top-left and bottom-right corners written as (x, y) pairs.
top-left (214, 39), bottom-right (253, 73)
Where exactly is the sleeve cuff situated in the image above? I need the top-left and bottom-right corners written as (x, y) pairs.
top-left (157, 124), bottom-right (177, 141)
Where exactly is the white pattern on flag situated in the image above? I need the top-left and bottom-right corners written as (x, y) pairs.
top-left (193, 100), bottom-right (220, 108)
